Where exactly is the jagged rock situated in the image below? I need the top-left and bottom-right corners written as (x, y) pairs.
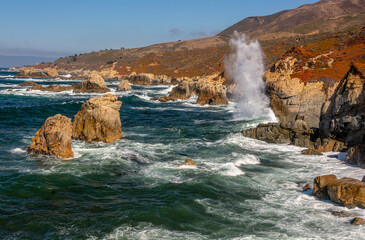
top-left (128, 73), bottom-right (171, 85)
top-left (15, 69), bottom-right (49, 78)
top-left (302, 184), bottom-right (312, 191)
top-left (331, 211), bottom-right (353, 218)
top-left (19, 81), bottom-right (39, 87)
top-left (345, 144), bottom-right (365, 168)
top-left (313, 175), bottom-right (337, 200)
top-left (301, 148), bottom-right (323, 155)
top-left (46, 69), bottom-right (59, 78)
top-left (178, 158), bottom-right (196, 167)
top-left (72, 93), bottom-right (122, 143)
top-left (27, 114), bottom-right (73, 159)
top-left (116, 80), bottom-right (132, 92)
top-left (319, 64), bottom-right (364, 147)
top-left (313, 175), bottom-right (365, 209)
top-left (73, 74), bottom-right (110, 93)
top-left (350, 217), bottom-right (365, 225)
top-left (196, 82), bottom-right (228, 105)
top-left (242, 119), bottom-right (314, 148)
top-left (314, 138), bottom-right (346, 152)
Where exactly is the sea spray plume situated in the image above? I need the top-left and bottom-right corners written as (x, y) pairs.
top-left (225, 31), bottom-right (271, 119)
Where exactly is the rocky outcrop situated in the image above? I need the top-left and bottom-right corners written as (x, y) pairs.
top-left (345, 144), bottom-right (365, 168)
top-left (116, 80), bottom-right (132, 92)
top-left (128, 73), bottom-right (172, 85)
top-left (242, 118), bottom-right (314, 148)
top-left (73, 74), bottom-right (110, 93)
top-left (18, 81), bottom-right (39, 87)
top-left (319, 65), bottom-right (364, 147)
top-left (196, 82), bottom-right (228, 105)
top-left (27, 114), bottom-right (73, 159)
top-left (72, 93), bottom-right (122, 143)
top-left (16, 69), bottom-right (49, 78)
top-left (178, 158), bottom-right (196, 167)
top-left (351, 217), bottom-right (365, 225)
top-left (19, 82), bottom-right (73, 92)
top-left (313, 175), bottom-right (365, 209)
top-left (46, 69), bottom-right (60, 78)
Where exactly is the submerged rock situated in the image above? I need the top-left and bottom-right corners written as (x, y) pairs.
top-left (116, 80), bottom-right (132, 92)
top-left (178, 158), bottom-right (196, 167)
top-left (313, 175), bottom-right (365, 208)
top-left (27, 114), bottom-right (73, 159)
top-left (72, 93), bottom-right (122, 143)
top-left (73, 74), bottom-right (110, 93)
top-left (331, 210), bottom-right (353, 218)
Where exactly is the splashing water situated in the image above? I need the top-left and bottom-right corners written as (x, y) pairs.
top-left (225, 31), bottom-right (275, 121)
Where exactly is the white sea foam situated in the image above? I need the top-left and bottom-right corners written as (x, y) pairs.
top-left (10, 148), bottom-right (26, 154)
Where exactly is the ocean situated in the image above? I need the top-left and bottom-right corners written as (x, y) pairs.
top-left (0, 68), bottom-right (364, 239)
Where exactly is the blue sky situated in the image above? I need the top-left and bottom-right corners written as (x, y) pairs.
top-left (0, 0), bottom-right (318, 66)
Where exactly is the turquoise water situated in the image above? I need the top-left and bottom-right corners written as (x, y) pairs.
top-left (0, 69), bottom-right (364, 239)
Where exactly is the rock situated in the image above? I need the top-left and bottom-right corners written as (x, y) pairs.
top-left (46, 69), bottom-right (59, 78)
top-left (15, 69), bottom-right (48, 78)
top-left (314, 138), bottom-right (346, 152)
top-left (19, 81), bottom-right (39, 87)
top-left (116, 80), bottom-right (132, 92)
top-left (301, 148), bottom-right (323, 155)
top-left (350, 217), bottom-right (365, 225)
top-left (242, 119), bottom-right (314, 148)
top-left (73, 74), bottom-right (110, 93)
top-left (313, 175), bottom-right (338, 200)
top-left (196, 82), bottom-right (228, 105)
top-left (178, 158), bottom-right (196, 167)
top-left (345, 144), bottom-right (365, 168)
top-left (31, 84), bottom-right (73, 92)
top-left (72, 93), bottom-right (122, 143)
top-left (313, 175), bottom-right (365, 208)
top-left (27, 114), bottom-right (73, 159)
top-left (362, 176), bottom-right (365, 182)
top-left (327, 177), bottom-right (365, 209)
top-left (319, 64), bottom-right (364, 147)
top-left (128, 73), bottom-right (171, 85)
top-left (302, 184), bottom-right (312, 191)
top-left (331, 210), bottom-right (353, 218)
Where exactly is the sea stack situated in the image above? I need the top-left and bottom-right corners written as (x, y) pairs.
top-left (73, 74), bottom-right (110, 93)
top-left (72, 93), bottom-right (122, 143)
top-left (27, 114), bottom-right (74, 159)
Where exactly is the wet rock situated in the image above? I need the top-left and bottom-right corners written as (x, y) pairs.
top-left (345, 144), bottom-right (365, 168)
top-left (301, 148), bottom-right (323, 155)
top-left (27, 114), bottom-right (73, 159)
top-left (196, 82), bottom-right (228, 105)
top-left (46, 69), bottom-right (59, 78)
top-left (15, 69), bottom-right (48, 78)
top-left (72, 93), bottom-right (122, 143)
top-left (116, 80), bottom-right (132, 92)
top-left (302, 184), bottom-right (312, 191)
top-left (314, 138), bottom-right (346, 152)
top-left (19, 81), bottom-right (39, 87)
top-left (350, 217), bottom-right (365, 225)
top-left (30, 83), bottom-right (73, 92)
top-left (128, 73), bottom-right (171, 85)
top-left (73, 74), bottom-right (110, 93)
top-left (178, 158), bottom-right (196, 167)
top-left (331, 210), bottom-right (353, 218)
top-left (313, 175), bottom-right (365, 208)
top-left (313, 175), bottom-right (337, 200)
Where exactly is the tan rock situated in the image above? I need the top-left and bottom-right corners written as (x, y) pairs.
top-left (351, 217), bottom-right (365, 225)
top-left (116, 80), bottom-right (132, 92)
top-left (47, 69), bottom-right (59, 78)
top-left (72, 93), bottom-right (122, 143)
top-left (27, 114), bottom-right (73, 159)
top-left (302, 184), bottom-right (312, 191)
top-left (196, 82), bottom-right (228, 105)
top-left (18, 81), bottom-right (39, 87)
top-left (178, 158), bottom-right (196, 167)
top-left (313, 174), bottom-right (337, 200)
top-left (301, 148), bottom-right (323, 155)
top-left (15, 69), bottom-right (48, 78)
top-left (73, 74), bottom-right (110, 93)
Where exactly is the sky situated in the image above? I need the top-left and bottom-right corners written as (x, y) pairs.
top-left (0, 0), bottom-right (318, 67)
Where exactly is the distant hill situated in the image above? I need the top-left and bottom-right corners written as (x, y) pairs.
top-left (22, 0), bottom-right (365, 78)
top-left (219, 0), bottom-right (365, 39)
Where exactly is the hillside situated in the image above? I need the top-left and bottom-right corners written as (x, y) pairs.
top-left (21, 0), bottom-right (365, 78)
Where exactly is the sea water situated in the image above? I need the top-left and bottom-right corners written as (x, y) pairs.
top-left (0, 69), bottom-right (364, 239)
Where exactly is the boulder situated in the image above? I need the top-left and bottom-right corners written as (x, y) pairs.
top-left (301, 148), bottom-right (323, 155)
top-left (302, 184), bottom-right (312, 191)
top-left (73, 74), bottom-right (110, 93)
top-left (345, 144), bottom-right (365, 168)
top-left (31, 83), bottom-right (73, 92)
top-left (128, 73), bottom-right (171, 85)
top-left (196, 82), bottom-right (228, 105)
top-left (178, 158), bottom-right (196, 167)
top-left (116, 80), bottom-right (132, 92)
top-left (313, 175), bottom-right (337, 200)
top-left (27, 114), bottom-right (73, 159)
top-left (19, 81), bottom-right (39, 87)
top-left (46, 69), bottom-right (59, 78)
top-left (350, 217), bottom-right (365, 225)
top-left (72, 93), bottom-right (122, 143)
top-left (313, 175), bottom-right (365, 208)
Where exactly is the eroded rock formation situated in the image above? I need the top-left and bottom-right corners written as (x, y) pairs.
top-left (73, 74), bottom-right (110, 93)
top-left (72, 93), bottom-right (122, 143)
top-left (27, 114), bottom-right (73, 159)
top-left (116, 80), bottom-right (132, 92)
